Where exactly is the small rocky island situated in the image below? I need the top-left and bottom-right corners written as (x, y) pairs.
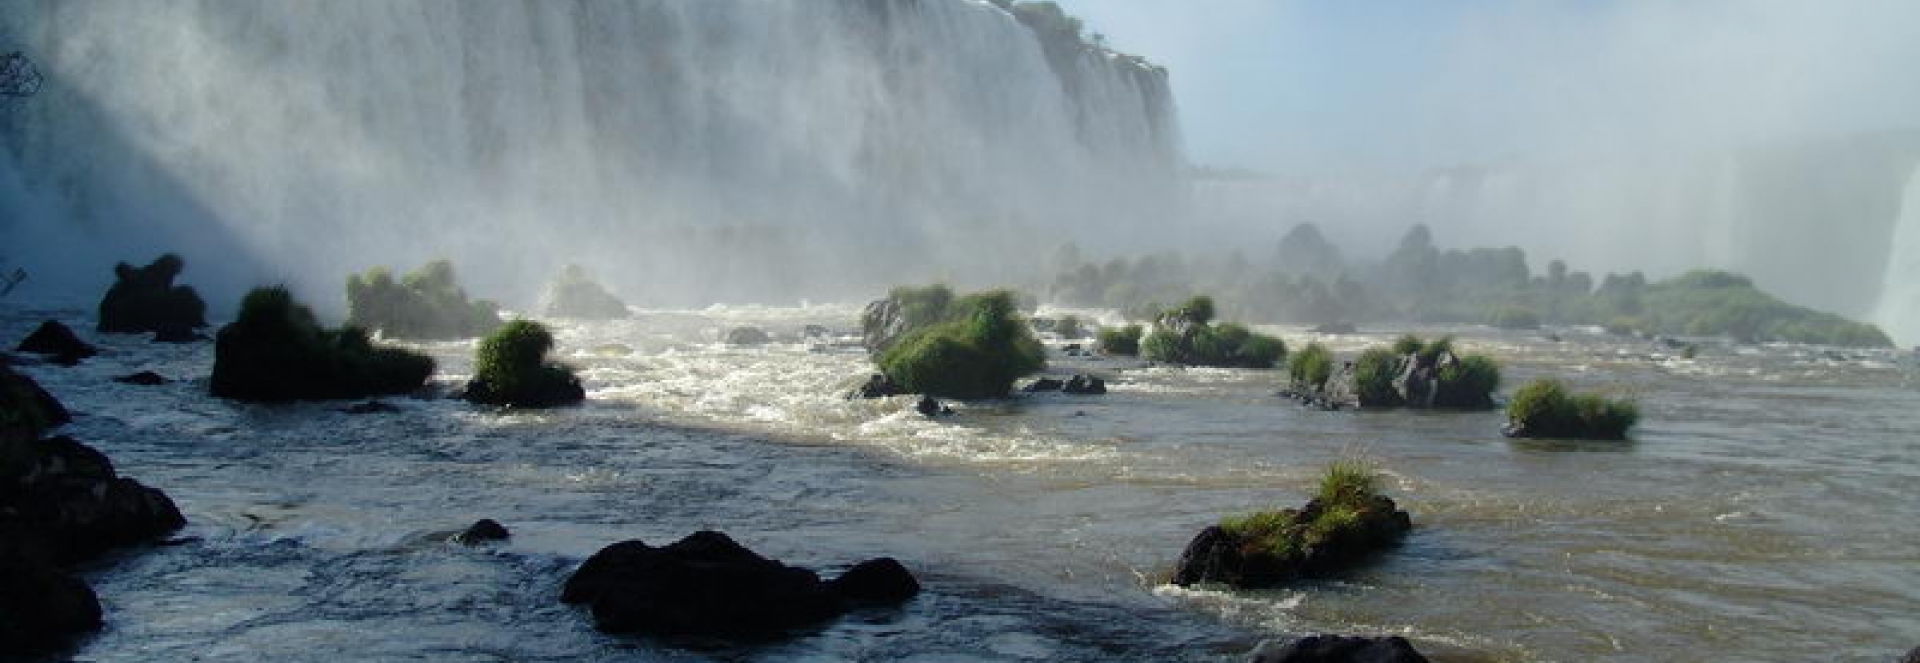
top-left (1174, 460), bottom-right (1410, 589)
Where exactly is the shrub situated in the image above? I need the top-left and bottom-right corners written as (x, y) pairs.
top-left (1391, 335), bottom-right (1423, 356)
top-left (466, 320), bottom-right (584, 408)
top-left (1489, 306), bottom-right (1541, 330)
top-left (1097, 324), bottom-right (1143, 356)
top-left (211, 286), bottom-right (434, 402)
top-left (1350, 348), bottom-right (1404, 407)
top-left (1288, 342), bottom-right (1335, 390)
top-left (876, 290), bottom-right (1045, 399)
top-left (1504, 379), bottom-right (1638, 440)
top-left (97, 253), bottom-right (207, 336)
top-left (1222, 459), bottom-right (1386, 560)
top-left (346, 260), bottom-right (501, 340)
top-left (1434, 354), bottom-right (1501, 408)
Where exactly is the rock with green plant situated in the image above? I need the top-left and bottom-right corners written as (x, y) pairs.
top-left (346, 260), bottom-right (501, 341)
top-left (96, 253), bottom-right (208, 341)
top-left (873, 289), bottom-right (1046, 400)
top-left (1172, 459), bottom-right (1411, 589)
top-left (1139, 296), bottom-right (1286, 369)
top-left (464, 320), bottom-right (584, 408)
top-left (1503, 379), bottom-right (1638, 440)
top-left (1320, 335), bottom-right (1499, 409)
top-left (541, 264), bottom-right (628, 320)
top-left (211, 287), bottom-right (435, 402)
top-left (1096, 324), bottom-right (1143, 356)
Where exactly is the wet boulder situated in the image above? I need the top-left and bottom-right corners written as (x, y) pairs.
top-left (561, 531), bottom-right (918, 638)
top-left (1901, 646), bottom-right (1920, 663)
top-left (340, 400), bottom-right (400, 415)
top-left (724, 327), bottom-right (773, 346)
top-left (1248, 635), bottom-right (1430, 663)
top-left (16, 320), bottom-right (97, 366)
top-left (0, 540), bottom-right (102, 656)
top-left (848, 374), bottom-right (904, 399)
top-left (454, 518), bottom-right (510, 545)
top-left (541, 265), bottom-right (629, 320)
top-left (6, 437), bottom-right (187, 564)
top-left (97, 254), bottom-right (208, 337)
top-left (113, 371), bottom-right (168, 386)
top-left (1023, 377), bottom-right (1065, 392)
top-left (1174, 496), bottom-right (1411, 589)
top-left (1, 359), bottom-right (72, 432)
top-left (915, 396), bottom-right (954, 417)
top-left (1062, 375), bottom-right (1106, 395)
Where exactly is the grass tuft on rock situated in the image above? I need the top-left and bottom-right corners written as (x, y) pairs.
top-left (876, 290), bottom-right (1045, 400)
top-left (1287, 342), bottom-right (1335, 391)
top-left (466, 320), bottom-right (583, 408)
top-left (1504, 379), bottom-right (1638, 440)
top-left (1140, 296), bottom-right (1286, 369)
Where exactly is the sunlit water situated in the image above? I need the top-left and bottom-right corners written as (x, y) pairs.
top-left (6, 303), bottom-right (1918, 663)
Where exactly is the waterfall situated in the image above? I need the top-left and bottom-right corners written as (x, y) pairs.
top-left (1874, 165), bottom-right (1920, 347)
top-left (0, 0), bottom-right (1180, 309)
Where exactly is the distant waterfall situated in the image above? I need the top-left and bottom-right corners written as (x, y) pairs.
top-left (1874, 165), bottom-right (1920, 347)
top-left (0, 0), bottom-right (1180, 308)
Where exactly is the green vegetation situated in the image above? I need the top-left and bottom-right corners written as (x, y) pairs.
top-left (1350, 348), bottom-right (1403, 406)
top-left (211, 287), bottom-right (435, 402)
top-left (1096, 324), bottom-right (1143, 356)
top-left (466, 320), bottom-right (583, 408)
top-left (875, 289), bottom-right (1046, 400)
top-left (1140, 296), bottom-right (1286, 369)
top-left (1287, 342), bottom-right (1335, 391)
top-left (1044, 224), bottom-right (1890, 347)
top-left (1505, 379), bottom-right (1639, 440)
top-left (1054, 315), bottom-right (1086, 339)
top-left (1348, 335), bottom-right (1500, 409)
top-left (346, 260), bottom-right (501, 340)
top-left (1220, 459), bottom-right (1384, 561)
top-left (1436, 354), bottom-right (1502, 408)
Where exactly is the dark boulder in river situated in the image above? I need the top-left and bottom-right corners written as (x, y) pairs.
top-left (1174, 493), bottom-right (1410, 589)
top-left (112, 371), bottom-right (168, 386)
top-left (1023, 377), bottom-right (1065, 392)
top-left (1062, 375), bottom-right (1106, 395)
top-left (97, 253), bottom-right (208, 338)
top-left (5, 435), bottom-right (187, 563)
top-left (1248, 635), bottom-right (1430, 663)
top-left (0, 539), bottom-right (103, 656)
top-left (848, 373), bottom-right (904, 399)
top-left (561, 530), bottom-right (919, 638)
top-left (454, 518), bottom-right (510, 545)
top-left (16, 320), bottom-right (97, 366)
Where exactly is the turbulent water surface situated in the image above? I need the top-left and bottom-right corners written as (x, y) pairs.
top-left (6, 303), bottom-right (1918, 663)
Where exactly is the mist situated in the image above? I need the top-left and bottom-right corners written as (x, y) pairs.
top-left (1062, 0), bottom-right (1920, 344)
top-left (0, 0), bottom-right (1178, 315)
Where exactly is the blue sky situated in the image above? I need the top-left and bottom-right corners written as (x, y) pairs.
top-left (1055, 0), bottom-right (1920, 173)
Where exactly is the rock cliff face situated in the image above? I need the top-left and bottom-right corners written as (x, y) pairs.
top-left (0, 0), bottom-right (1180, 306)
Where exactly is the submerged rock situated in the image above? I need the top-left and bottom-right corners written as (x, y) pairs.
top-left (112, 371), bottom-right (168, 386)
top-left (97, 254), bottom-right (208, 338)
top-left (848, 374), bottom-right (904, 399)
top-left (1248, 635), bottom-right (1430, 663)
top-left (16, 320), bottom-right (97, 366)
top-left (724, 327), bottom-right (773, 346)
top-left (454, 518), bottom-right (510, 545)
top-left (915, 396), bottom-right (954, 417)
top-left (341, 400), bottom-right (401, 415)
top-left (561, 530), bottom-right (918, 638)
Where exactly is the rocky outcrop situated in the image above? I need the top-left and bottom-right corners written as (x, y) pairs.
top-left (113, 371), bottom-right (168, 386)
top-left (0, 539), bottom-right (103, 656)
top-left (860, 297), bottom-right (912, 354)
top-left (1023, 377), bottom-right (1065, 392)
top-left (16, 320), bottom-right (97, 366)
top-left (848, 374), bottom-right (904, 399)
top-left (1062, 375), bottom-right (1106, 395)
top-left (1173, 496), bottom-right (1411, 589)
top-left (1248, 635), bottom-right (1430, 663)
top-left (97, 254), bottom-right (208, 339)
top-left (724, 327), bottom-right (773, 346)
top-left (561, 531), bottom-right (918, 638)
top-left (541, 265), bottom-right (629, 320)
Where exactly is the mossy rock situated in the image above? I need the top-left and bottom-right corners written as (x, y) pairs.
top-left (465, 320), bottom-right (583, 408)
top-left (1174, 461), bottom-right (1411, 589)
top-left (1503, 379), bottom-right (1638, 440)
top-left (211, 287), bottom-right (435, 402)
top-left (875, 289), bottom-right (1045, 400)
top-left (346, 260), bottom-right (501, 341)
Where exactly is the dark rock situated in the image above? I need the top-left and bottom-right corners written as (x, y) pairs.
top-left (212, 287), bottom-right (436, 403)
top-left (9, 473), bottom-right (188, 564)
top-left (859, 298), bottom-right (913, 354)
top-left (16, 320), bottom-right (97, 366)
top-left (827, 557), bottom-right (920, 605)
top-left (2, 360), bottom-right (72, 431)
top-left (848, 374), bottom-right (904, 399)
top-left (1249, 635), bottom-right (1430, 663)
top-left (803, 325), bottom-right (832, 338)
top-left (454, 518), bottom-right (510, 545)
top-left (464, 375), bottom-right (585, 409)
top-left (724, 327), bottom-right (773, 346)
top-left (1311, 323), bottom-right (1358, 335)
top-left (1063, 343), bottom-right (1082, 352)
top-left (341, 400), bottom-right (400, 415)
top-left (1900, 646), bottom-right (1920, 663)
top-left (915, 396), bottom-right (953, 417)
top-left (561, 531), bottom-right (915, 638)
top-left (1062, 375), bottom-right (1106, 395)
top-left (113, 371), bottom-right (168, 386)
top-left (97, 254), bottom-right (208, 337)
top-left (0, 540), bottom-right (103, 656)
top-left (1173, 496), bottom-right (1412, 589)
top-left (1023, 377), bottom-right (1065, 392)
